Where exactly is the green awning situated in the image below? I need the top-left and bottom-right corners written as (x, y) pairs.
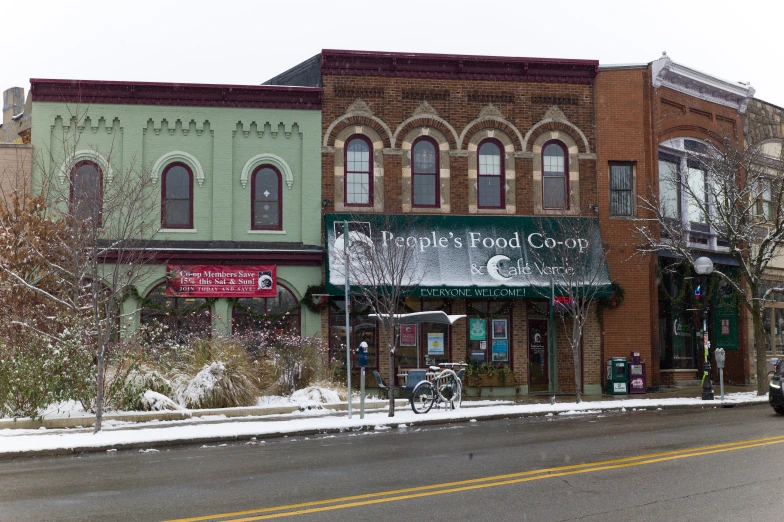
top-left (325, 214), bottom-right (613, 299)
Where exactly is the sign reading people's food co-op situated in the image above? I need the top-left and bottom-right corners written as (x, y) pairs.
top-left (167, 265), bottom-right (276, 298)
top-left (325, 214), bottom-right (611, 298)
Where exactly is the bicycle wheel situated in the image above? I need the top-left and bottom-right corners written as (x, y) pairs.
top-left (450, 379), bottom-right (462, 410)
top-left (435, 370), bottom-right (458, 405)
top-left (410, 381), bottom-right (435, 414)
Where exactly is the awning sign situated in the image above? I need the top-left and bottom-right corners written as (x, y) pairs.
top-left (166, 265), bottom-right (276, 298)
top-left (325, 213), bottom-right (612, 298)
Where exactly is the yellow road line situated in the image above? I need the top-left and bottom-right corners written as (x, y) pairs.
top-left (165, 434), bottom-right (784, 522)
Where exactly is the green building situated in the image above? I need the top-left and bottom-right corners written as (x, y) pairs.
top-left (30, 79), bottom-right (323, 338)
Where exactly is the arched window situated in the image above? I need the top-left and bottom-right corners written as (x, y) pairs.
top-left (161, 162), bottom-right (193, 228)
top-left (140, 283), bottom-right (212, 343)
top-left (477, 140), bottom-right (504, 209)
top-left (251, 165), bottom-right (282, 230)
top-left (412, 137), bottom-right (439, 207)
top-left (542, 141), bottom-right (568, 209)
top-left (232, 284), bottom-right (301, 353)
top-left (70, 160), bottom-right (103, 225)
top-left (345, 136), bottom-right (372, 206)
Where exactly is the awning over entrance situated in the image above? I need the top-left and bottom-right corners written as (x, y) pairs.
top-left (325, 214), bottom-right (613, 298)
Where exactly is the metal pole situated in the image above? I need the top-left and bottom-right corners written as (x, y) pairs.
top-left (549, 278), bottom-right (556, 397)
top-left (719, 368), bottom-right (725, 402)
top-left (360, 367), bottom-right (365, 419)
top-left (701, 275), bottom-right (714, 400)
top-left (344, 220), bottom-right (352, 418)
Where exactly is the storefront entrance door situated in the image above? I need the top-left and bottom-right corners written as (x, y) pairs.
top-left (529, 319), bottom-right (549, 391)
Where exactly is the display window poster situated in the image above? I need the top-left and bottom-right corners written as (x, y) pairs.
top-left (469, 318), bottom-right (487, 340)
top-left (428, 333), bottom-right (445, 355)
top-left (492, 319), bottom-right (508, 339)
top-left (167, 265), bottom-right (276, 298)
top-left (491, 339), bottom-right (509, 362)
top-left (400, 324), bottom-right (417, 346)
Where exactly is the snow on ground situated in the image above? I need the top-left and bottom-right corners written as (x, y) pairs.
top-left (0, 392), bottom-right (767, 455)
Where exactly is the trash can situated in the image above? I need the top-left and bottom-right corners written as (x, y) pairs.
top-left (628, 351), bottom-right (646, 394)
top-left (606, 357), bottom-right (628, 395)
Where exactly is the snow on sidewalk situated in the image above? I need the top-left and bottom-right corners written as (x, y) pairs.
top-left (0, 392), bottom-right (767, 456)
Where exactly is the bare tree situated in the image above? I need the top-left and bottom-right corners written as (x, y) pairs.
top-left (525, 216), bottom-right (611, 403)
top-left (0, 104), bottom-right (159, 430)
top-left (636, 127), bottom-right (784, 394)
top-left (328, 215), bottom-right (423, 417)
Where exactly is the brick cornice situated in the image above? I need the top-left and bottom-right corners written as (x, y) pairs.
top-left (320, 50), bottom-right (599, 84)
top-left (30, 79), bottom-right (323, 110)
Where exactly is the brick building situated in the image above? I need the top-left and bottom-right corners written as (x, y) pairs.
top-left (597, 54), bottom-right (755, 386)
top-left (268, 50), bottom-right (618, 396)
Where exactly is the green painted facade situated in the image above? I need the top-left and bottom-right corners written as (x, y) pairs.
top-left (31, 99), bottom-right (323, 337)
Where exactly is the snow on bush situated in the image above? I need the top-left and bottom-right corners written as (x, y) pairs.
top-left (290, 386), bottom-right (341, 404)
top-left (140, 390), bottom-right (181, 411)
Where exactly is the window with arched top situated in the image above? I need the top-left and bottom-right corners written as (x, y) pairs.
top-left (477, 139), bottom-right (504, 209)
top-left (70, 160), bottom-right (103, 225)
top-left (542, 140), bottom-right (568, 209)
top-left (345, 136), bottom-right (373, 206)
top-left (140, 283), bottom-right (212, 343)
top-left (232, 283), bottom-right (301, 354)
top-left (251, 165), bottom-right (282, 230)
top-left (412, 137), bottom-right (439, 207)
top-left (161, 162), bottom-right (193, 228)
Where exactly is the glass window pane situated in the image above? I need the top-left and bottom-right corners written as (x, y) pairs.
top-left (776, 309), bottom-right (784, 355)
top-left (164, 200), bottom-right (190, 227)
top-left (478, 176), bottom-right (501, 207)
top-left (543, 144), bottom-right (565, 175)
top-left (543, 177), bottom-right (566, 209)
top-left (72, 163), bottom-right (101, 222)
top-left (687, 166), bottom-right (706, 223)
top-left (346, 173), bottom-right (370, 204)
top-left (165, 166), bottom-right (190, 198)
top-left (658, 158), bottom-right (679, 219)
top-left (255, 168), bottom-right (279, 201)
top-left (479, 142), bottom-right (501, 176)
top-left (413, 141), bottom-right (436, 174)
top-left (254, 202), bottom-right (279, 227)
top-left (413, 173), bottom-right (437, 206)
top-left (610, 165), bottom-right (633, 216)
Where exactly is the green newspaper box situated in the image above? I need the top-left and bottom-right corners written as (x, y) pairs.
top-left (606, 357), bottom-right (628, 395)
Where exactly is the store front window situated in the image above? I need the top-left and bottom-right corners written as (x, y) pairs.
top-left (466, 300), bottom-right (512, 366)
top-left (140, 283), bottom-right (212, 343)
top-left (761, 280), bottom-right (784, 356)
top-left (397, 298), bottom-right (450, 368)
top-left (231, 283), bottom-right (300, 355)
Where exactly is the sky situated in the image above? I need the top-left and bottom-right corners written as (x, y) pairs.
top-left (3, 0), bottom-right (782, 106)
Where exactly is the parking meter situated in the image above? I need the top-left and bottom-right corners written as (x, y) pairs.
top-left (715, 348), bottom-right (726, 402)
top-left (714, 348), bottom-right (725, 370)
top-left (358, 341), bottom-right (368, 367)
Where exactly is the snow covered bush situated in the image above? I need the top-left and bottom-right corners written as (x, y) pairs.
top-left (0, 327), bottom-right (92, 420)
top-left (171, 337), bottom-right (259, 409)
top-left (116, 369), bottom-right (174, 411)
top-left (257, 329), bottom-right (328, 396)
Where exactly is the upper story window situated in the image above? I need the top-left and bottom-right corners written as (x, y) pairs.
top-left (754, 179), bottom-right (774, 220)
top-left (251, 165), bottom-right (282, 230)
top-left (477, 139), bottom-right (504, 209)
top-left (610, 163), bottom-right (634, 216)
top-left (412, 137), bottom-right (439, 207)
top-left (543, 141), bottom-right (568, 209)
top-left (345, 136), bottom-right (372, 206)
top-left (658, 139), bottom-right (713, 225)
top-left (161, 163), bottom-right (193, 229)
top-left (70, 160), bottom-right (103, 225)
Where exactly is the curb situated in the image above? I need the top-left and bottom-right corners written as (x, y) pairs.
top-left (0, 400), bottom-right (768, 461)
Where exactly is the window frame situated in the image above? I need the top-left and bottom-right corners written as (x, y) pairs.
top-left (411, 136), bottom-right (440, 209)
top-left (658, 151), bottom-right (682, 220)
top-left (344, 135), bottom-right (374, 207)
top-left (477, 138), bottom-right (505, 210)
top-left (609, 162), bottom-right (635, 217)
top-left (250, 164), bottom-right (283, 231)
top-left (161, 162), bottom-right (194, 229)
top-left (70, 159), bottom-right (104, 226)
top-left (328, 298), bottom-right (379, 371)
top-left (542, 139), bottom-right (569, 210)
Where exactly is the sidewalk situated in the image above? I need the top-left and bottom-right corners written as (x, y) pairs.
top-left (0, 387), bottom-right (768, 459)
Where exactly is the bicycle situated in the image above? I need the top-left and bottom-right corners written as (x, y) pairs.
top-left (410, 363), bottom-right (465, 414)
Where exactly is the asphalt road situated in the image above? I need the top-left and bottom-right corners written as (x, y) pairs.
top-left (1, 403), bottom-right (782, 521)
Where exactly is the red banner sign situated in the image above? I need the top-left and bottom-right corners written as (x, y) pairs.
top-left (166, 265), bottom-right (276, 298)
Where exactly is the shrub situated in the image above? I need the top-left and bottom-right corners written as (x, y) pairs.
top-left (115, 369), bottom-right (173, 411)
top-left (262, 333), bottom-right (328, 396)
top-left (171, 337), bottom-right (259, 409)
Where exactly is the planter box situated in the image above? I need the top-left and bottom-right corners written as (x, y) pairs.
top-left (463, 374), bottom-right (516, 388)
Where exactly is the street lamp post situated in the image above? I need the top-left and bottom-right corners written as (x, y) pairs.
top-left (694, 257), bottom-right (715, 401)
